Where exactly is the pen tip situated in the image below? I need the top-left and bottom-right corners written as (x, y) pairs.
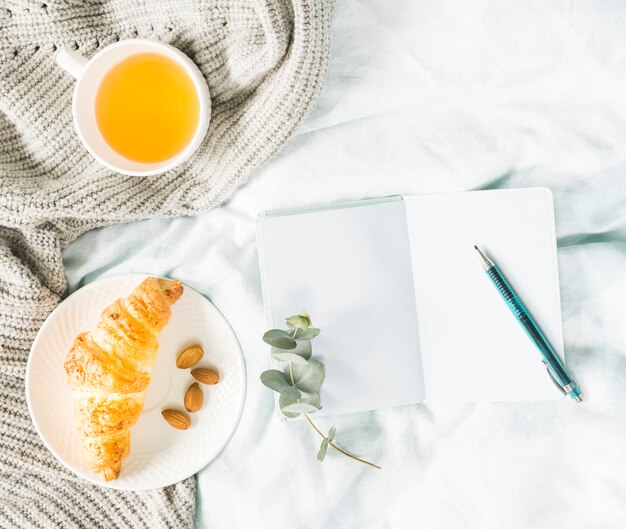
top-left (474, 245), bottom-right (494, 270)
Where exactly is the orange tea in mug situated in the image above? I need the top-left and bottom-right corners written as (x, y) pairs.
top-left (95, 53), bottom-right (200, 164)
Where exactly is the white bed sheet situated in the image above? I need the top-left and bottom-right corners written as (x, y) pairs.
top-left (62, 1), bottom-right (626, 527)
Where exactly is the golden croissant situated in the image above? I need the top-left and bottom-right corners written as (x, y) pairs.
top-left (64, 276), bottom-right (183, 481)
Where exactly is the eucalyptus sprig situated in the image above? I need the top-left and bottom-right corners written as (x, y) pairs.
top-left (260, 311), bottom-right (380, 469)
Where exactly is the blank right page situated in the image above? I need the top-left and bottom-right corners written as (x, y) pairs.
top-left (404, 188), bottom-right (564, 402)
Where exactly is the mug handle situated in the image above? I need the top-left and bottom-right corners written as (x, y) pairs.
top-left (56, 47), bottom-right (88, 79)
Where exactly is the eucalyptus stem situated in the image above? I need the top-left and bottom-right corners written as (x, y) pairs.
top-left (287, 327), bottom-right (301, 387)
top-left (303, 412), bottom-right (381, 470)
top-left (262, 312), bottom-right (382, 470)
top-left (289, 325), bottom-right (380, 469)
top-left (288, 328), bottom-right (297, 390)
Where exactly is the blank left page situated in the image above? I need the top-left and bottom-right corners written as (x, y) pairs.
top-left (259, 200), bottom-right (425, 416)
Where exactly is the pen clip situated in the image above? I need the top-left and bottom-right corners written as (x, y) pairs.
top-left (541, 360), bottom-right (567, 395)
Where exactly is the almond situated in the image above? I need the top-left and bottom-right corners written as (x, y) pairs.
top-left (161, 409), bottom-right (191, 430)
top-left (191, 367), bottom-right (220, 385)
top-left (184, 382), bottom-right (204, 413)
top-left (176, 345), bottom-right (204, 369)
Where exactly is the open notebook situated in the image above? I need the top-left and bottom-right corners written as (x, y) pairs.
top-left (257, 188), bottom-right (564, 416)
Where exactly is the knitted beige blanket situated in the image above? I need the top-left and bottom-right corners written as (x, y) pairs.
top-left (0, 1), bottom-right (332, 527)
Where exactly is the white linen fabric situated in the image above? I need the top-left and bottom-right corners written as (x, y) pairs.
top-left (63, 1), bottom-right (626, 527)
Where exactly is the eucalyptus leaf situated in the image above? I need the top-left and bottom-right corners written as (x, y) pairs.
top-left (294, 327), bottom-right (320, 340)
top-left (278, 393), bottom-right (301, 419)
top-left (263, 329), bottom-right (297, 350)
top-left (260, 370), bottom-right (301, 399)
top-left (288, 360), bottom-right (325, 393)
top-left (279, 391), bottom-right (321, 419)
top-left (271, 339), bottom-right (312, 362)
top-left (327, 425), bottom-right (336, 442)
top-left (317, 438), bottom-right (329, 461)
top-left (306, 391), bottom-right (321, 409)
top-left (294, 339), bottom-right (312, 360)
top-left (271, 351), bottom-right (309, 365)
top-left (281, 402), bottom-right (320, 414)
top-left (286, 314), bottom-right (310, 331)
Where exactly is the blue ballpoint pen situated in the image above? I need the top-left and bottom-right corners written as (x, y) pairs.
top-left (474, 245), bottom-right (583, 402)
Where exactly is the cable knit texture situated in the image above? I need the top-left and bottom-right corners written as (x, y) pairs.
top-left (0, 1), bottom-right (332, 527)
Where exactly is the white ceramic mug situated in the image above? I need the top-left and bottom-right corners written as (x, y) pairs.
top-left (56, 39), bottom-right (211, 176)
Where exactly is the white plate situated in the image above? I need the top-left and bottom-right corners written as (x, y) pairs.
top-left (26, 274), bottom-right (246, 491)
